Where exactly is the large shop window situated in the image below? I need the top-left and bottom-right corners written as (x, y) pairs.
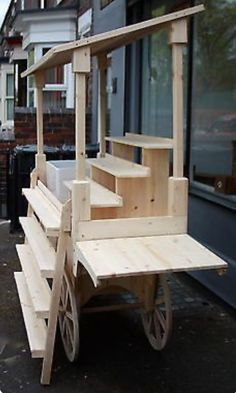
top-left (190, 1), bottom-right (236, 200)
top-left (141, 0), bottom-right (189, 163)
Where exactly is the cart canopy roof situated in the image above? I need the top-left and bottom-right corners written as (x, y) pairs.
top-left (22, 5), bottom-right (203, 78)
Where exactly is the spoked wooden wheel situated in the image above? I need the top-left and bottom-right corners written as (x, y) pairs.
top-left (142, 275), bottom-right (172, 350)
top-left (58, 270), bottom-right (79, 362)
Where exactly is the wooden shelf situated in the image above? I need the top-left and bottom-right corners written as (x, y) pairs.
top-left (76, 234), bottom-right (227, 286)
top-left (20, 217), bottom-right (56, 278)
top-left (106, 133), bottom-right (173, 149)
top-left (22, 187), bottom-right (61, 236)
top-left (64, 178), bottom-right (123, 208)
top-left (88, 154), bottom-right (150, 178)
top-left (14, 272), bottom-right (47, 358)
top-left (16, 244), bottom-right (51, 318)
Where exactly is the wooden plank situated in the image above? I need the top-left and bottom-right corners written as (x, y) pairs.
top-left (88, 154), bottom-right (150, 178)
top-left (107, 134), bottom-right (173, 149)
top-left (37, 180), bottom-right (63, 212)
top-left (75, 73), bottom-right (87, 181)
top-left (35, 72), bottom-right (44, 155)
top-left (91, 166), bottom-right (115, 192)
top-left (142, 149), bottom-right (169, 216)
top-left (172, 43), bottom-right (184, 177)
top-left (14, 272), bottom-right (47, 358)
top-left (20, 217), bottom-right (56, 278)
top-left (41, 231), bottom-right (68, 385)
top-left (22, 187), bottom-right (60, 235)
top-left (115, 177), bottom-right (149, 218)
top-left (22, 6), bottom-right (204, 77)
top-left (16, 244), bottom-right (51, 318)
top-left (77, 215), bottom-right (187, 241)
top-left (168, 177), bottom-right (188, 216)
top-left (76, 234), bottom-right (227, 285)
top-left (169, 18), bottom-right (188, 44)
top-left (111, 141), bottom-right (135, 161)
top-left (65, 178), bottom-right (123, 208)
top-left (98, 54), bottom-right (107, 157)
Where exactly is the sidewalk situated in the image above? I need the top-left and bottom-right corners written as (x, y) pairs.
top-left (0, 221), bottom-right (235, 393)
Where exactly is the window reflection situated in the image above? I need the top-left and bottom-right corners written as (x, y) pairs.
top-left (191, 0), bottom-right (236, 196)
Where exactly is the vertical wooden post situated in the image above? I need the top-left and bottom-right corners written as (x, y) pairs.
top-left (169, 19), bottom-right (188, 178)
top-left (72, 47), bottom-right (91, 180)
top-left (35, 72), bottom-right (46, 182)
top-left (168, 19), bottom-right (188, 221)
top-left (72, 47), bottom-right (91, 240)
top-left (97, 53), bottom-right (108, 157)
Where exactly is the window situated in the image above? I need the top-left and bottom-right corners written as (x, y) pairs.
top-left (141, 1), bottom-right (189, 150)
top-left (28, 49), bottom-right (35, 106)
top-left (6, 74), bottom-right (14, 121)
top-left (190, 0), bottom-right (236, 198)
top-left (42, 48), bottom-right (64, 85)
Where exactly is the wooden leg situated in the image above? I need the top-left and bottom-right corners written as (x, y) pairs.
top-left (40, 232), bottom-right (68, 385)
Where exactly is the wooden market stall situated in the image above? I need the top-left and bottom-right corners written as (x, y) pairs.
top-left (14, 4), bottom-right (227, 385)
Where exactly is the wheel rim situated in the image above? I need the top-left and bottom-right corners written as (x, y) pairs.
top-left (58, 270), bottom-right (79, 362)
top-left (142, 275), bottom-right (172, 350)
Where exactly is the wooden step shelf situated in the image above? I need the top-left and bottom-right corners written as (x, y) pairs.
top-left (87, 153), bottom-right (150, 178)
top-left (16, 244), bottom-right (51, 318)
top-left (76, 234), bottom-right (227, 286)
top-left (20, 217), bottom-right (56, 278)
top-left (22, 187), bottom-right (61, 236)
top-left (106, 133), bottom-right (173, 149)
top-left (64, 177), bottom-right (123, 208)
top-left (14, 272), bottom-right (47, 358)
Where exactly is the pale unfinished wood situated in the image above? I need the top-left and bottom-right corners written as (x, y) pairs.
top-left (40, 231), bottom-right (68, 385)
top-left (142, 149), bottom-right (169, 216)
top-left (168, 177), bottom-right (188, 216)
top-left (98, 53), bottom-right (107, 157)
top-left (22, 6), bottom-right (204, 77)
top-left (72, 180), bottom-right (91, 240)
top-left (111, 142), bottom-right (135, 161)
top-left (35, 72), bottom-right (44, 156)
top-left (172, 43), bottom-right (184, 177)
top-left (65, 177), bottom-right (123, 208)
top-left (169, 18), bottom-right (188, 44)
top-left (35, 154), bottom-right (46, 184)
top-left (72, 47), bottom-right (90, 73)
top-left (107, 134), bottom-right (173, 149)
top-left (16, 244), bottom-right (51, 318)
top-left (22, 187), bottom-right (61, 236)
top-left (88, 154), bottom-right (150, 178)
top-left (14, 272), bottom-right (47, 358)
top-left (115, 177), bottom-right (149, 218)
top-left (76, 215), bottom-right (187, 241)
top-left (20, 217), bottom-right (56, 278)
top-left (38, 180), bottom-right (63, 212)
top-left (76, 234), bottom-right (227, 286)
top-left (75, 73), bottom-right (87, 181)
top-left (91, 166), bottom-right (115, 192)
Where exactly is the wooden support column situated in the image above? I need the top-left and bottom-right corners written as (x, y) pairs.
top-left (97, 53), bottom-right (108, 158)
top-left (169, 18), bottom-right (187, 178)
top-left (72, 47), bottom-right (91, 242)
top-left (35, 72), bottom-right (46, 182)
top-left (168, 19), bottom-right (188, 222)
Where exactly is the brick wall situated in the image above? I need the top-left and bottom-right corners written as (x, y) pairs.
top-left (0, 107), bottom-right (92, 218)
top-left (14, 107), bottom-right (91, 145)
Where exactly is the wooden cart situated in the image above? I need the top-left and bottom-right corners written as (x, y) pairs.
top-left (14, 5), bottom-right (227, 385)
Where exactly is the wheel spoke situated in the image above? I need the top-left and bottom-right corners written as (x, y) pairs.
top-left (66, 311), bottom-right (74, 322)
top-left (156, 309), bottom-right (166, 331)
